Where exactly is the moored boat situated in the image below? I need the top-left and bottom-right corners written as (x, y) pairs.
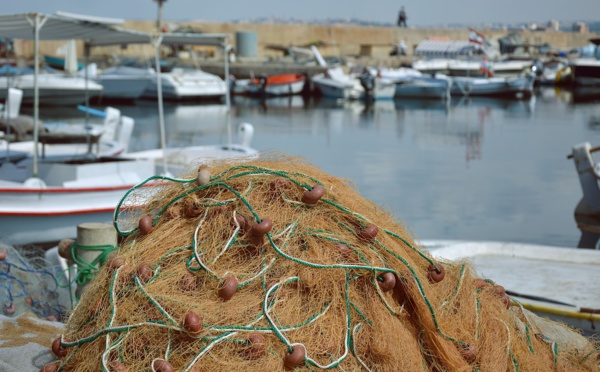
top-left (450, 73), bottom-right (535, 99)
top-left (247, 73), bottom-right (306, 96)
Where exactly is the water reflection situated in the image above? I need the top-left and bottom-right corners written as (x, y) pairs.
top-left (26, 87), bottom-right (600, 247)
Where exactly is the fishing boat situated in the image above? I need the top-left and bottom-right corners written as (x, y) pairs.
top-left (312, 67), bottom-right (395, 101)
top-left (247, 73), bottom-right (306, 97)
top-left (421, 240), bottom-right (600, 336)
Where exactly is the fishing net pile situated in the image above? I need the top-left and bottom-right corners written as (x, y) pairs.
top-left (0, 244), bottom-right (71, 321)
top-left (48, 154), bottom-right (599, 371)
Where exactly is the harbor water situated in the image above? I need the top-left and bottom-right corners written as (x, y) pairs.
top-left (28, 87), bottom-right (600, 248)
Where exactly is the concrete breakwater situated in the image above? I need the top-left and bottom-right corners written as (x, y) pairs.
top-left (11, 20), bottom-right (599, 75)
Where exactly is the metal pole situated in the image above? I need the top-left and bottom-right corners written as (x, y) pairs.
top-left (224, 43), bottom-right (232, 151)
top-left (27, 13), bottom-right (48, 179)
top-left (153, 35), bottom-right (168, 175)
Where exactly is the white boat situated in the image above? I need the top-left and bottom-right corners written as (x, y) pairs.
top-left (532, 58), bottom-right (572, 86)
top-left (412, 58), bottom-right (451, 75)
top-left (448, 59), bottom-right (533, 77)
top-left (421, 240), bottom-right (600, 336)
top-left (96, 64), bottom-right (155, 100)
top-left (125, 122), bottom-right (259, 176)
top-left (141, 67), bottom-right (227, 100)
top-left (312, 67), bottom-right (395, 101)
top-left (450, 73), bottom-right (535, 99)
top-left (0, 70), bottom-right (103, 106)
top-left (377, 66), bottom-right (423, 82)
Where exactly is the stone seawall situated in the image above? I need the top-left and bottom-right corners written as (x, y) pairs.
top-left (13, 20), bottom-right (599, 68)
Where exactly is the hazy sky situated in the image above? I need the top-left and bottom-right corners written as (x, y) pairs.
top-left (3, 1), bottom-right (597, 26)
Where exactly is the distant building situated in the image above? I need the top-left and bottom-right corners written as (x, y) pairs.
top-left (572, 22), bottom-right (589, 33)
top-left (547, 19), bottom-right (559, 32)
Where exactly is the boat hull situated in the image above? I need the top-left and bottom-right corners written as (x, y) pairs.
top-left (394, 77), bottom-right (451, 99)
top-left (247, 74), bottom-right (306, 96)
top-left (450, 75), bottom-right (535, 99)
top-left (0, 186), bottom-right (132, 245)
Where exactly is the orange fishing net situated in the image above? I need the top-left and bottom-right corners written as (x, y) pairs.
top-left (46, 154), bottom-right (599, 371)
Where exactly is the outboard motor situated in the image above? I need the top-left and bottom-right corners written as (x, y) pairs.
top-left (531, 59), bottom-right (544, 77)
top-left (359, 70), bottom-right (375, 93)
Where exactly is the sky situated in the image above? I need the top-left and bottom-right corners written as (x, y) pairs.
top-left (3, 1), bottom-right (598, 26)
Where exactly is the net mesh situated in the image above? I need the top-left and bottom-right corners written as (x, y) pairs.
top-left (50, 153), bottom-right (598, 371)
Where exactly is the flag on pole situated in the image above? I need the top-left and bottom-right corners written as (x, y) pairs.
top-left (469, 28), bottom-right (485, 45)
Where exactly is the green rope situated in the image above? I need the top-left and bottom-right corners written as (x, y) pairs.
top-left (70, 242), bottom-right (118, 287)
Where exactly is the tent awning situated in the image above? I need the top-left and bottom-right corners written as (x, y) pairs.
top-left (0, 12), bottom-right (229, 47)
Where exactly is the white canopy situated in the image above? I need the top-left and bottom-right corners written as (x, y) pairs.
top-left (0, 12), bottom-right (229, 47)
top-left (0, 11), bottom-right (231, 177)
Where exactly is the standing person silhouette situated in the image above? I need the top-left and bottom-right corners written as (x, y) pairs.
top-left (397, 6), bottom-right (407, 28)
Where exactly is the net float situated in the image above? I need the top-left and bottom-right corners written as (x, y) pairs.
top-left (136, 263), bottom-right (153, 283)
top-left (218, 276), bottom-right (238, 301)
top-left (378, 272), bottom-right (397, 292)
top-left (197, 165), bottom-right (211, 185)
top-left (180, 273), bottom-right (197, 291)
top-left (57, 239), bottom-right (74, 259)
top-left (284, 344), bottom-right (306, 369)
top-left (183, 311), bottom-right (203, 333)
top-left (244, 333), bottom-right (266, 360)
top-left (494, 285), bottom-right (506, 297)
top-left (502, 295), bottom-right (511, 309)
top-left (152, 359), bottom-right (174, 372)
top-left (474, 278), bottom-right (488, 290)
top-left (336, 244), bottom-right (351, 258)
top-left (138, 216), bottom-right (153, 235)
top-left (109, 360), bottom-right (129, 372)
top-left (301, 184), bottom-right (324, 204)
top-left (358, 224), bottom-right (378, 241)
top-left (269, 178), bottom-right (292, 191)
top-left (252, 218), bottom-right (273, 236)
top-left (108, 257), bottom-right (125, 270)
top-left (458, 342), bottom-right (477, 363)
top-left (427, 264), bottom-right (445, 283)
top-left (2, 302), bottom-right (15, 315)
top-left (41, 363), bottom-right (59, 372)
top-left (52, 336), bottom-right (68, 357)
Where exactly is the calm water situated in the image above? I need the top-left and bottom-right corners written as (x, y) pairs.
top-left (33, 87), bottom-right (600, 248)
